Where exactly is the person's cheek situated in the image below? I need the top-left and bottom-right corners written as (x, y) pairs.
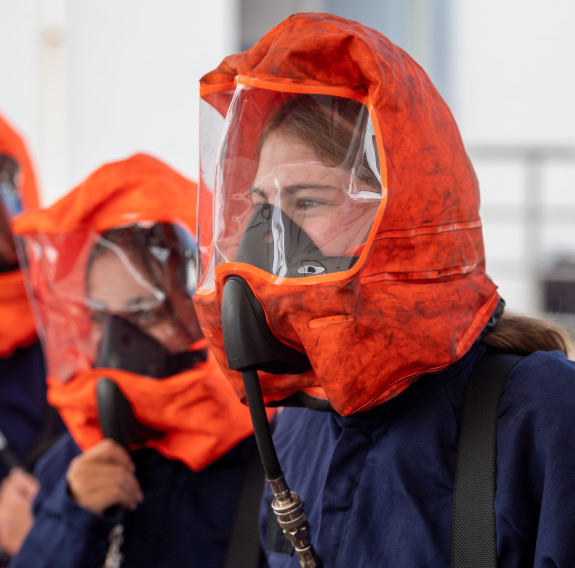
top-left (89, 325), bottom-right (103, 358)
top-left (305, 215), bottom-right (344, 256)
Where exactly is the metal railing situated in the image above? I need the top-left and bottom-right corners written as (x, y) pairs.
top-left (467, 144), bottom-right (575, 331)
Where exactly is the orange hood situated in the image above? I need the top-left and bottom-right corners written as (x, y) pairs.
top-left (0, 111), bottom-right (40, 355)
top-left (13, 153), bottom-right (260, 468)
top-left (13, 152), bottom-right (195, 235)
top-left (195, 13), bottom-right (500, 416)
top-left (0, 112), bottom-right (39, 210)
top-left (47, 344), bottom-right (257, 471)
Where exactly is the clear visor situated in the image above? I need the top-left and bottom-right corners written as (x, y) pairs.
top-left (16, 222), bottom-right (198, 382)
top-left (0, 154), bottom-right (22, 218)
top-left (0, 154), bottom-right (22, 267)
top-left (198, 86), bottom-right (384, 289)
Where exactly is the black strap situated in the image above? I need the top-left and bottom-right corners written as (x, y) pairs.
top-left (223, 444), bottom-right (265, 568)
top-left (451, 352), bottom-right (523, 568)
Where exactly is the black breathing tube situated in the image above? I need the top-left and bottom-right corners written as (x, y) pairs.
top-left (221, 275), bottom-right (321, 567)
top-left (96, 378), bottom-right (162, 568)
top-left (242, 370), bottom-right (281, 480)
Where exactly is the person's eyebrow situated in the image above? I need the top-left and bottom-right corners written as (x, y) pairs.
top-left (249, 183), bottom-right (338, 195)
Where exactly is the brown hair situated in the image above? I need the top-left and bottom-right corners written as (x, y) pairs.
top-left (483, 310), bottom-right (575, 359)
top-left (259, 94), bottom-right (382, 190)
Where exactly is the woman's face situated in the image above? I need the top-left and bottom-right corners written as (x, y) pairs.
top-left (250, 130), bottom-right (380, 257)
top-left (87, 251), bottom-right (191, 355)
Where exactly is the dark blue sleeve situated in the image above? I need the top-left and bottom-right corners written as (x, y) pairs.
top-left (260, 348), bottom-right (575, 568)
top-left (497, 350), bottom-right (575, 567)
top-left (0, 343), bottom-right (48, 479)
top-left (10, 434), bottom-right (119, 568)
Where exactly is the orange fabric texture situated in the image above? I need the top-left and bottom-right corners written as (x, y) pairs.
top-left (13, 153), bottom-right (259, 469)
top-left (0, 270), bottom-right (37, 357)
top-left (47, 347), bottom-right (256, 471)
top-left (196, 13), bottom-right (501, 416)
top-left (13, 153), bottom-right (196, 235)
top-left (13, 153), bottom-right (201, 384)
top-left (0, 111), bottom-right (41, 355)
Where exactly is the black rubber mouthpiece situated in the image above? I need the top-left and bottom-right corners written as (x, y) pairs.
top-left (235, 203), bottom-right (357, 278)
top-left (96, 378), bottom-right (162, 448)
top-left (221, 276), bottom-right (311, 375)
top-left (96, 315), bottom-right (206, 379)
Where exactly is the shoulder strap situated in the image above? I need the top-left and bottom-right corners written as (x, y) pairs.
top-left (224, 444), bottom-right (265, 568)
top-left (451, 352), bottom-right (523, 568)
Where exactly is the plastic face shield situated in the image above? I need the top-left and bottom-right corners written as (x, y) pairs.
top-left (16, 222), bottom-right (198, 382)
top-left (0, 154), bottom-right (22, 267)
top-left (0, 154), bottom-right (22, 218)
top-left (198, 86), bottom-right (384, 290)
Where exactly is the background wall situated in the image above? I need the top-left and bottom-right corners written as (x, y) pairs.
top-left (2, 0), bottom-right (574, 323)
top-left (452, 0), bottom-right (575, 320)
top-left (0, 0), bottom-right (238, 203)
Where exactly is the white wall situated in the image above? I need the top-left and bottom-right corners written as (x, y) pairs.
top-left (452, 0), bottom-right (575, 317)
top-left (0, 0), bottom-right (239, 205)
top-left (0, 1), bottom-right (43, 188)
top-left (452, 0), bottom-right (575, 145)
top-left (3, 0), bottom-right (574, 318)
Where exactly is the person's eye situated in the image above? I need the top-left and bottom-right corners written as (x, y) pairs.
top-left (295, 198), bottom-right (326, 210)
top-left (249, 186), bottom-right (272, 207)
top-left (250, 194), bottom-right (266, 207)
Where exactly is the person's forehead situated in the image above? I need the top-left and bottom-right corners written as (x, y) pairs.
top-left (88, 252), bottom-right (151, 293)
top-left (254, 139), bottom-right (344, 188)
top-left (257, 131), bottom-right (322, 168)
